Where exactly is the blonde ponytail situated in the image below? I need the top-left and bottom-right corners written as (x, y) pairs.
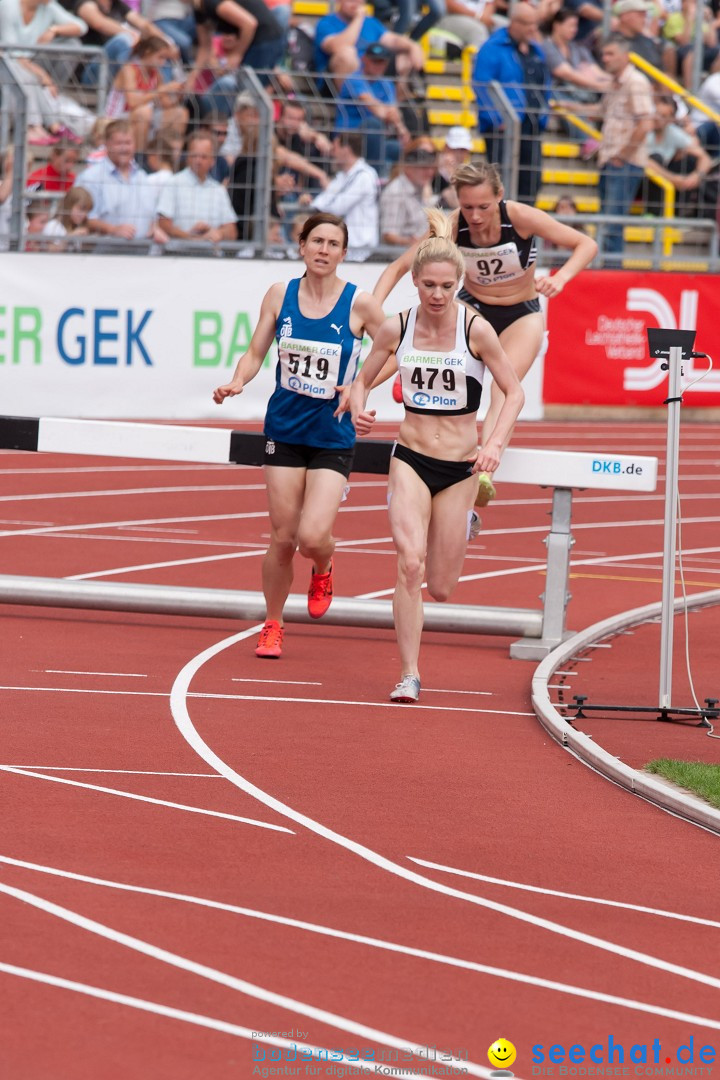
top-left (411, 208), bottom-right (464, 280)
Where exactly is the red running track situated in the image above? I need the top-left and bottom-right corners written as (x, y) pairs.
top-left (1, 419), bottom-right (719, 1080)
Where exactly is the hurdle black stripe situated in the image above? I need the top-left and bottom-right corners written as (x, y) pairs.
top-left (0, 416), bottom-right (41, 453)
top-left (2, 416), bottom-right (394, 475)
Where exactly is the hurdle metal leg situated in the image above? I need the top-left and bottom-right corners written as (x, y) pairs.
top-left (510, 487), bottom-right (575, 660)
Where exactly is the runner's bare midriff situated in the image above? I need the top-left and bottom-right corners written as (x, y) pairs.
top-left (397, 412), bottom-right (479, 462)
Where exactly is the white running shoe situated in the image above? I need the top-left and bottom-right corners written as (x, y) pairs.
top-left (390, 674), bottom-right (421, 703)
top-left (468, 510), bottom-right (482, 541)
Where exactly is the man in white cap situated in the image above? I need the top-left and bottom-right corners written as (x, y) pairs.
top-left (612, 0), bottom-right (662, 67)
top-left (433, 125), bottom-right (473, 207)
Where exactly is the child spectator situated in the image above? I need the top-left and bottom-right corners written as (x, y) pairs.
top-left (42, 186), bottom-right (94, 239)
top-left (26, 143), bottom-right (80, 193)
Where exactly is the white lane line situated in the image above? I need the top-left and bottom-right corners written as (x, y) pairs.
top-left (0, 485), bottom-right (244, 504)
top-left (230, 679), bottom-right (323, 686)
top-left (0, 883), bottom-right (489, 1078)
top-left (68, 548), bottom-right (268, 580)
top-left (406, 858), bottom-right (720, 930)
top-left (1, 854), bottom-right (718, 1030)
top-left (0, 963), bottom-right (462, 1079)
top-left (65, 533), bottom-right (394, 581)
top-left (1, 768), bottom-right (221, 776)
top-left (422, 688), bottom-right (493, 696)
top-left (42, 670), bottom-right (148, 678)
top-left (0, 765), bottom-right (293, 834)
top-left (119, 526), bottom-right (200, 534)
top-left (170, 627), bottom-right (720, 996)
top-left (0, 519), bottom-right (55, 526)
top-left (0, 511), bottom-right (268, 540)
top-left (0, 686), bottom-right (533, 717)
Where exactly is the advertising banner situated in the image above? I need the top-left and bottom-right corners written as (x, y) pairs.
top-left (544, 269), bottom-right (720, 406)
top-left (0, 253), bottom-right (544, 422)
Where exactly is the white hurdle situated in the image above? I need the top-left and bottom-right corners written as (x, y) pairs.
top-left (0, 416), bottom-right (658, 659)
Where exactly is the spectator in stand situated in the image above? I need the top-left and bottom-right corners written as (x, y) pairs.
top-left (543, 8), bottom-right (610, 103)
top-left (0, 148), bottom-right (15, 249)
top-left (309, 131), bottom-right (380, 256)
top-left (191, 0), bottom-right (285, 82)
top-left (560, 0), bottom-right (603, 47)
top-left (77, 117), bottom-right (166, 240)
top-left (24, 197), bottom-right (53, 249)
top-left (690, 69), bottom-right (720, 153)
top-left (611, 0), bottom-right (663, 68)
top-left (392, 0), bottom-right (446, 42)
top-left (26, 143), bottom-right (79, 192)
top-left (190, 29), bottom-right (245, 118)
top-left (61, 0), bottom-right (181, 85)
top-left (157, 130), bottom-right (237, 242)
top-left (472, 3), bottom-right (551, 204)
top-left (275, 100), bottom-right (333, 188)
top-left (106, 36), bottom-right (188, 150)
top-left (568, 35), bottom-right (653, 253)
top-left (336, 42), bottom-right (411, 177)
top-left (662, 0), bottom-right (720, 86)
top-left (380, 145), bottom-right (437, 245)
top-left (142, 0), bottom-right (196, 63)
top-left (0, 0), bottom-right (89, 145)
top-left (433, 125), bottom-right (472, 208)
top-left (314, 0), bottom-right (425, 83)
top-left (433, 0), bottom-right (496, 51)
top-left (228, 93), bottom-right (327, 241)
top-left (643, 92), bottom-right (714, 212)
top-left (145, 129), bottom-right (183, 191)
top-left (42, 185), bottom-right (93, 239)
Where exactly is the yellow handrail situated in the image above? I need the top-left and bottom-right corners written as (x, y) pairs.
top-left (551, 103), bottom-right (677, 255)
top-left (629, 51), bottom-right (720, 125)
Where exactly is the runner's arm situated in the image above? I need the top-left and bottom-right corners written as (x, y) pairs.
top-left (213, 283), bottom-right (283, 403)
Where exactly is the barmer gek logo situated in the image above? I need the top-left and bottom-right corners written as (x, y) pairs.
top-left (412, 391), bottom-right (431, 406)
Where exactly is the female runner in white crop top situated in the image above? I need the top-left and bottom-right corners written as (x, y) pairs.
top-left (345, 209), bottom-right (524, 704)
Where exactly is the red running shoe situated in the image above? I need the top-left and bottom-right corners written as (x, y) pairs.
top-left (255, 620), bottom-right (284, 658)
top-left (308, 560), bottom-right (333, 619)
top-left (392, 373), bottom-right (403, 403)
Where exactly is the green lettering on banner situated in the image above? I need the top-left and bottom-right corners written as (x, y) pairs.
top-left (193, 311), bottom-right (223, 366)
top-left (0, 307), bottom-right (42, 364)
top-left (226, 312), bottom-right (252, 366)
top-left (14, 308), bottom-right (42, 364)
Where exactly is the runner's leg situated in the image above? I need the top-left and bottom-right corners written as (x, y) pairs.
top-left (262, 465), bottom-right (306, 622)
top-left (297, 467), bottom-right (348, 574)
top-left (388, 458), bottom-right (433, 678)
top-left (481, 310), bottom-right (544, 446)
top-left (426, 474), bottom-right (477, 601)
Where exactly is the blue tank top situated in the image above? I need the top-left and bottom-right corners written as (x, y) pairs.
top-left (456, 199), bottom-right (537, 288)
top-left (264, 278), bottom-right (362, 449)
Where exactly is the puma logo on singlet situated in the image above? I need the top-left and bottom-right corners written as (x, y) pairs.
top-left (330, 323), bottom-right (343, 335)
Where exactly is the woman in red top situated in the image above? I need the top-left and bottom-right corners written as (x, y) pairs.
top-left (106, 36), bottom-right (188, 150)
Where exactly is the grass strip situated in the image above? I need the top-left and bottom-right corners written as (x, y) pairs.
top-left (645, 758), bottom-right (720, 810)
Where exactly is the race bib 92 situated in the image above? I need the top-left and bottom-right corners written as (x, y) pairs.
top-left (278, 338), bottom-right (342, 400)
top-left (460, 242), bottom-right (524, 286)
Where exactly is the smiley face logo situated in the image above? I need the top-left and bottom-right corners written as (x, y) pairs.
top-left (488, 1039), bottom-right (516, 1071)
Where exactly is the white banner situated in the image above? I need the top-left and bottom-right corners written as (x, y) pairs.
top-left (0, 254), bottom-right (543, 422)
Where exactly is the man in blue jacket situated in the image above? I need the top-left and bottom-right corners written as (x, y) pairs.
top-left (472, 2), bottom-right (550, 203)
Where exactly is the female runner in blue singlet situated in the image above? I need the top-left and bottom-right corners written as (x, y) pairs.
top-left (374, 161), bottom-right (597, 506)
top-left (345, 209), bottom-right (524, 703)
top-left (213, 212), bottom-right (385, 659)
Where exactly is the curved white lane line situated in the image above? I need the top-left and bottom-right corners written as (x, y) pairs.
top-left (170, 629), bottom-right (720, 996)
top-left (0, 962), bottom-right (448, 1077)
top-left (407, 858), bottom-right (720, 930)
top-left (2, 853), bottom-right (720, 1030)
top-left (0, 881), bottom-right (488, 1078)
top-left (0, 765), bottom-right (292, 834)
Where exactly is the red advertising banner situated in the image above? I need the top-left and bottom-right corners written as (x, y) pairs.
top-left (543, 270), bottom-right (720, 406)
